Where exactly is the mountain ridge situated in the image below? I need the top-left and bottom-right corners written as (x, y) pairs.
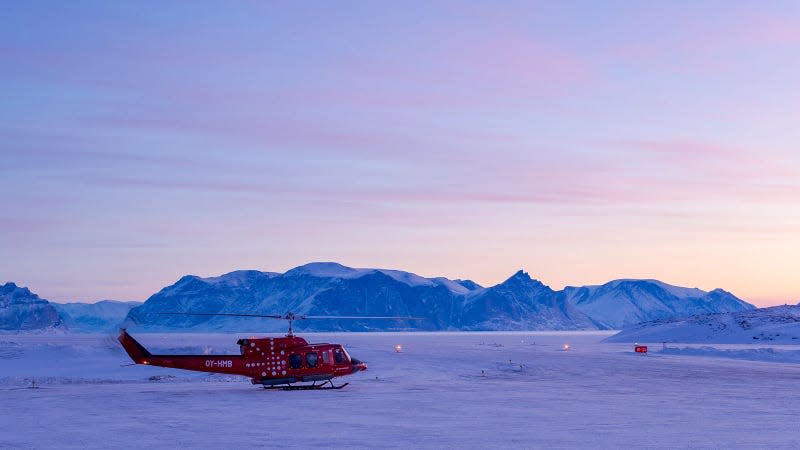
top-left (1, 263), bottom-right (757, 332)
top-left (123, 263), bottom-right (755, 332)
top-left (563, 278), bottom-right (753, 328)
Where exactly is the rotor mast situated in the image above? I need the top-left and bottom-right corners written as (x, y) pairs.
top-left (285, 312), bottom-right (297, 336)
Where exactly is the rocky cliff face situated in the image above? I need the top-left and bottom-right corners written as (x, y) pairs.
top-left (0, 282), bottom-right (65, 331)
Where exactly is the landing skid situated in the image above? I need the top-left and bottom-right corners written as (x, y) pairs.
top-left (263, 380), bottom-right (349, 391)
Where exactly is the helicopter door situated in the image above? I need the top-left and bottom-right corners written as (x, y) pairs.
top-left (322, 350), bottom-right (330, 365)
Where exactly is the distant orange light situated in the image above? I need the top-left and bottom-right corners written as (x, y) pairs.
top-left (394, 344), bottom-right (403, 353)
top-left (562, 344), bottom-right (570, 351)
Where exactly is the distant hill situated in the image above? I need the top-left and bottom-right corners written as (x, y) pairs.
top-left (0, 282), bottom-right (65, 331)
top-left (564, 279), bottom-right (754, 329)
top-left (605, 304), bottom-right (800, 344)
top-left (124, 262), bottom-right (753, 332)
top-left (52, 300), bottom-right (142, 333)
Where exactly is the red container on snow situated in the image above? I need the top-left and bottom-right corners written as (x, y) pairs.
top-left (635, 345), bottom-right (648, 353)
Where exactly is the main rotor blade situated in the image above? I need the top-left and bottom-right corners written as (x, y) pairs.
top-left (151, 312), bottom-right (425, 320)
top-left (301, 316), bottom-right (426, 320)
top-left (153, 312), bottom-right (285, 319)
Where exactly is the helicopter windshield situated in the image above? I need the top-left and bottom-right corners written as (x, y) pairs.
top-left (333, 346), bottom-right (350, 364)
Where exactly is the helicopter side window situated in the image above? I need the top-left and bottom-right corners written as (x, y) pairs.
top-left (322, 351), bottom-right (330, 364)
top-left (306, 352), bottom-right (318, 368)
top-left (333, 348), bottom-right (345, 364)
top-left (289, 353), bottom-right (303, 369)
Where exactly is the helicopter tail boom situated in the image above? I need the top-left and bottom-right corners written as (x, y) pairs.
top-left (118, 329), bottom-right (247, 375)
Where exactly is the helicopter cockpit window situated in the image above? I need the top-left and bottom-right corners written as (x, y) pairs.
top-left (333, 348), bottom-right (346, 364)
top-left (289, 353), bottom-right (303, 369)
top-left (306, 352), bottom-right (318, 368)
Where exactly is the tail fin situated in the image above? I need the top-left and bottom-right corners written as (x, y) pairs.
top-left (118, 329), bottom-right (152, 363)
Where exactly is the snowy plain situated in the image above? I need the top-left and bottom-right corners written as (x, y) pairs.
top-left (2, 332), bottom-right (800, 449)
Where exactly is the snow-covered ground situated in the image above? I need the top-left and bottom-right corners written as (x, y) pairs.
top-left (2, 332), bottom-right (800, 449)
top-left (606, 305), bottom-right (800, 344)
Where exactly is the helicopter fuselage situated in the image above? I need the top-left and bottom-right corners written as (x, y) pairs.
top-left (118, 330), bottom-right (367, 387)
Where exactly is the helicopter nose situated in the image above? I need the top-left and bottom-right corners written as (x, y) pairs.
top-left (350, 357), bottom-right (368, 372)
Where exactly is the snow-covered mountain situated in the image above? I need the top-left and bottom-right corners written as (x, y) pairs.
top-left (0, 264), bottom-right (756, 333)
top-left (125, 264), bottom-right (483, 332)
top-left (0, 282), bottom-right (65, 332)
top-left (125, 262), bottom-right (753, 332)
top-left (605, 304), bottom-right (800, 344)
top-left (52, 300), bottom-right (142, 333)
top-left (564, 279), bottom-right (754, 329)
top-left (460, 271), bottom-right (598, 330)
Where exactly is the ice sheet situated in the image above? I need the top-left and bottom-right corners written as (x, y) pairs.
top-left (2, 332), bottom-right (799, 449)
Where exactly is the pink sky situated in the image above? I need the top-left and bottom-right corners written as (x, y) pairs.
top-left (1, 1), bottom-right (798, 305)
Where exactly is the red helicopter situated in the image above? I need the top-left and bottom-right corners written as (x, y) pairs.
top-left (119, 312), bottom-right (420, 390)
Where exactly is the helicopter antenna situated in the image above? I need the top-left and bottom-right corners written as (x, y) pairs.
top-left (152, 312), bottom-right (424, 337)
